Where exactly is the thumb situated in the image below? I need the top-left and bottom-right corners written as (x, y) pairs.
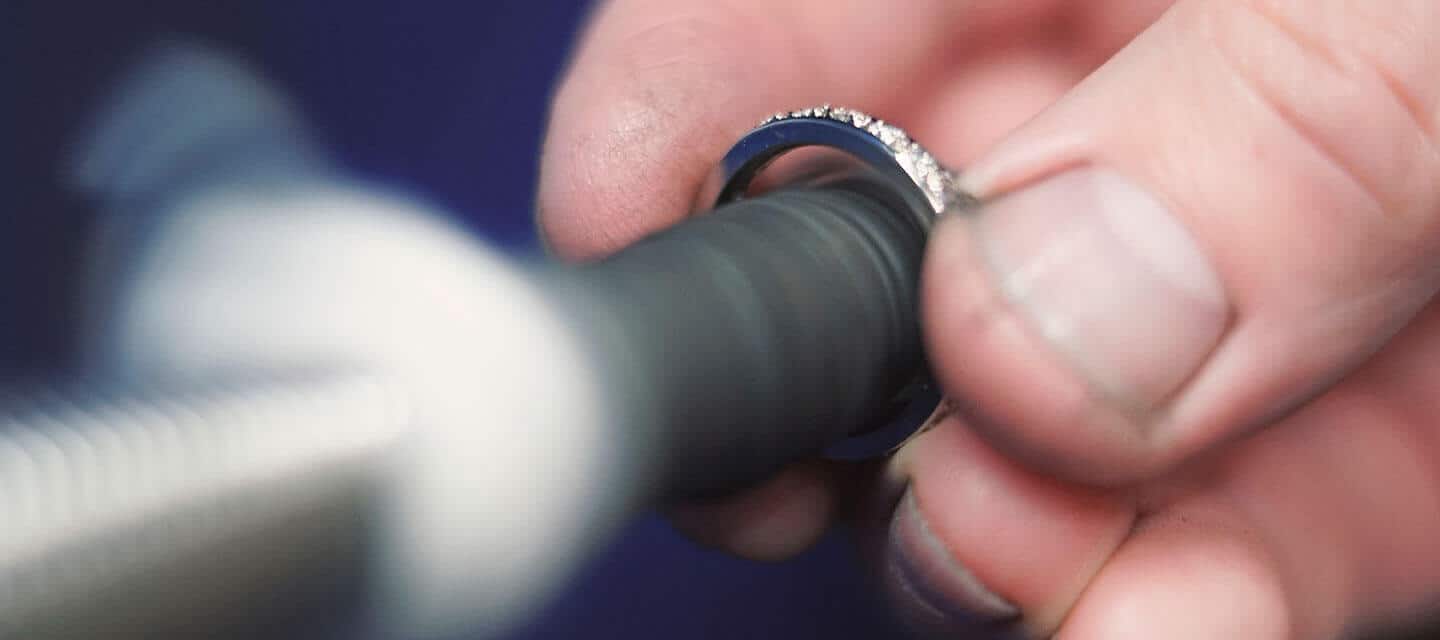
top-left (924, 0), bottom-right (1440, 484)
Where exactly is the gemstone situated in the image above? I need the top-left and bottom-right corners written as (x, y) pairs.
top-left (916, 154), bottom-right (937, 172)
top-left (745, 105), bottom-right (960, 217)
top-left (925, 170), bottom-right (947, 193)
top-left (867, 122), bottom-right (905, 147)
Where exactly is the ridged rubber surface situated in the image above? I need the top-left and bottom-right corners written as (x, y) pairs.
top-left (558, 182), bottom-right (928, 499)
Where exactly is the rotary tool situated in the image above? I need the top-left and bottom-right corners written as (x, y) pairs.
top-left (0, 41), bottom-right (970, 639)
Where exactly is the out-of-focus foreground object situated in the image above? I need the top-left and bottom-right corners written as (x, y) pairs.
top-left (9, 41), bottom-right (627, 639)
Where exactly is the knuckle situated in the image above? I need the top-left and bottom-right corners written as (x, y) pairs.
top-left (1200, 0), bottom-right (1440, 225)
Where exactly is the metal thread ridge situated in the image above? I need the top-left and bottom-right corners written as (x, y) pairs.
top-left (0, 373), bottom-right (410, 631)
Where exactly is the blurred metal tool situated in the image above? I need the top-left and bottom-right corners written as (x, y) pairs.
top-left (1, 41), bottom-right (961, 638)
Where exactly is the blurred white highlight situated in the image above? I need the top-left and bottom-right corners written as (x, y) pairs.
top-left (37, 40), bottom-right (629, 638)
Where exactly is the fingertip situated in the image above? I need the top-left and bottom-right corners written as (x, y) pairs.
top-left (537, 90), bottom-right (702, 260)
top-left (1058, 509), bottom-right (1292, 640)
top-left (893, 420), bottom-right (1134, 634)
top-left (665, 461), bottom-right (842, 562)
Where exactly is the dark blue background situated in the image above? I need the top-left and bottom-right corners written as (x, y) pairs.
top-left (3, 2), bottom-right (902, 638)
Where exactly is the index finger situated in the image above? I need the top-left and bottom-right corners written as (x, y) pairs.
top-left (536, 0), bottom-right (1052, 259)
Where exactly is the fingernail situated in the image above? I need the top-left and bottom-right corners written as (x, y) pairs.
top-left (971, 167), bottom-right (1227, 410)
top-left (885, 491), bottom-right (1020, 636)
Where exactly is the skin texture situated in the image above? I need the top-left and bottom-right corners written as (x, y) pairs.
top-left (537, 1), bottom-right (1440, 637)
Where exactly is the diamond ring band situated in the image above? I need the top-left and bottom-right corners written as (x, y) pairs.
top-left (710, 105), bottom-right (973, 229)
top-left (705, 106), bottom-right (969, 458)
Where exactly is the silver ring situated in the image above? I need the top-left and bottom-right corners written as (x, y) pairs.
top-left (710, 105), bottom-right (970, 459)
top-left (711, 105), bottom-right (973, 229)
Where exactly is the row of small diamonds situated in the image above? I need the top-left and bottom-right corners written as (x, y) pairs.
top-left (757, 106), bottom-right (960, 213)
top-left (759, 105), bottom-right (891, 141)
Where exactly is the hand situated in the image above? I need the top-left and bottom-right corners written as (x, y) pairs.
top-left (537, 1), bottom-right (1440, 637)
